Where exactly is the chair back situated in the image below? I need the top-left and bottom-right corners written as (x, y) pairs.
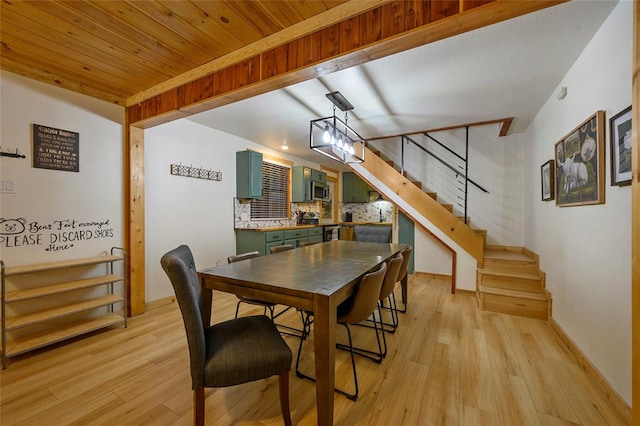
top-left (270, 244), bottom-right (294, 254)
top-left (160, 245), bottom-right (207, 389)
top-left (379, 252), bottom-right (404, 300)
top-left (299, 241), bottom-right (319, 247)
top-left (228, 251), bottom-right (260, 263)
top-left (338, 262), bottom-right (387, 325)
top-left (353, 225), bottom-right (392, 243)
top-left (398, 246), bottom-right (413, 281)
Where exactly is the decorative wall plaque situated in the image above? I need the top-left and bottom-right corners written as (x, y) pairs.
top-left (32, 124), bottom-right (79, 172)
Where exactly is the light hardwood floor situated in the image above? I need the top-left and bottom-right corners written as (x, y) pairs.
top-left (0, 275), bottom-right (628, 425)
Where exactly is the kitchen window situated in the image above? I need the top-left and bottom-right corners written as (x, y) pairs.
top-left (250, 161), bottom-right (290, 220)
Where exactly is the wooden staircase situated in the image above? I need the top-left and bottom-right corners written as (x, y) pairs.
top-left (477, 246), bottom-right (551, 320)
top-left (359, 148), bottom-right (552, 321)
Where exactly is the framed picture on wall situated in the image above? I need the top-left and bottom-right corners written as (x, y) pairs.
top-left (609, 105), bottom-right (632, 186)
top-left (554, 110), bottom-right (605, 207)
top-left (541, 160), bottom-right (554, 201)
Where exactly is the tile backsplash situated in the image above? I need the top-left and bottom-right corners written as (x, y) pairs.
top-left (341, 201), bottom-right (393, 223)
top-left (234, 198), bottom-right (393, 229)
top-left (234, 199), bottom-right (320, 229)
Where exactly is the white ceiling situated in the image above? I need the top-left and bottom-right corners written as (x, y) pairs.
top-left (188, 1), bottom-right (618, 166)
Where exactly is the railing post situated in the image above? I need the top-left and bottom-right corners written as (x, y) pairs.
top-left (464, 126), bottom-right (469, 224)
top-left (401, 136), bottom-right (405, 175)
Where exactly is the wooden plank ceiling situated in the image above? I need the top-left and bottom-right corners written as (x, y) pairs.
top-left (0, 0), bottom-right (351, 105)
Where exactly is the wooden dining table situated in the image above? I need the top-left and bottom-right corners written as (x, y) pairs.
top-left (198, 239), bottom-right (406, 426)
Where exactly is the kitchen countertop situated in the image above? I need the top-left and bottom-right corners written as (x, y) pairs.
top-left (338, 222), bottom-right (392, 226)
top-left (235, 224), bottom-right (329, 232)
top-left (235, 222), bottom-right (391, 232)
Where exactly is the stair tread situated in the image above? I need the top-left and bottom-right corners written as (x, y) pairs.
top-left (484, 250), bottom-right (535, 262)
top-left (478, 268), bottom-right (540, 280)
top-left (479, 285), bottom-right (548, 300)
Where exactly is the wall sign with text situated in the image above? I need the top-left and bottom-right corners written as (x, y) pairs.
top-left (0, 217), bottom-right (114, 252)
top-left (32, 124), bottom-right (79, 172)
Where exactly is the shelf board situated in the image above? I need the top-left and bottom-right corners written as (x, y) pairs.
top-left (6, 295), bottom-right (124, 330)
top-left (4, 313), bottom-right (125, 357)
top-left (5, 255), bottom-right (123, 276)
top-left (5, 275), bottom-right (124, 302)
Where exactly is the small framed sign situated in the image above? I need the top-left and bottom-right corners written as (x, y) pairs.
top-left (609, 106), bottom-right (632, 186)
top-left (541, 160), bottom-right (554, 201)
top-left (32, 124), bottom-right (79, 172)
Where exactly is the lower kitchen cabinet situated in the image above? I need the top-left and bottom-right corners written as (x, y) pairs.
top-left (236, 227), bottom-right (323, 255)
top-left (308, 227), bottom-right (324, 243)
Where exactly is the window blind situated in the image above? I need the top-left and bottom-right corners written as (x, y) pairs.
top-left (251, 161), bottom-right (290, 219)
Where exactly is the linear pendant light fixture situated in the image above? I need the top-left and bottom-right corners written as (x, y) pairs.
top-left (310, 91), bottom-right (365, 164)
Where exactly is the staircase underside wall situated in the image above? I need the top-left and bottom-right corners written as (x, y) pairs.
top-left (352, 164), bottom-right (479, 291)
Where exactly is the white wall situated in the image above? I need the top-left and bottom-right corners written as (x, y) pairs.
top-left (523, 1), bottom-right (632, 404)
top-left (0, 72), bottom-right (124, 265)
top-left (144, 119), bottom-right (324, 302)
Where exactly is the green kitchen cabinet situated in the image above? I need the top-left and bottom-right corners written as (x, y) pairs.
top-left (236, 230), bottom-right (283, 256)
top-left (236, 150), bottom-right (263, 199)
top-left (342, 171), bottom-right (371, 202)
top-left (308, 227), bottom-right (324, 243)
top-left (284, 228), bottom-right (308, 247)
top-left (292, 166), bottom-right (327, 202)
top-left (310, 168), bottom-right (327, 184)
top-left (398, 211), bottom-right (415, 273)
top-left (236, 227), bottom-right (324, 255)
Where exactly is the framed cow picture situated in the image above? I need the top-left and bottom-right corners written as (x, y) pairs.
top-left (554, 110), bottom-right (605, 207)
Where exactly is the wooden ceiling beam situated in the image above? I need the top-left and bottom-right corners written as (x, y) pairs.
top-left (126, 0), bottom-right (565, 128)
top-left (125, 0), bottom-right (390, 107)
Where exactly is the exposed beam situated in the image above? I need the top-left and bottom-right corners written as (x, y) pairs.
top-left (126, 1), bottom-right (564, 127)
top-left (366, 117), bottom-right (515, 141)
top-left (125, 0), bottom-right (392, 106)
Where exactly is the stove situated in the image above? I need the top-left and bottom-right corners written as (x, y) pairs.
top-left (299, 218), bottom-right (319, 225)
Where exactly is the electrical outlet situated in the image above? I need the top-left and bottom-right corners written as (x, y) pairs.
top-left (0, 180), bottom-right (16, 194)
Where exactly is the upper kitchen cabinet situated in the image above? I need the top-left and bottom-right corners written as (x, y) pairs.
top-left (342, 171), bottom-right (372, 203)
top-left (292, 166), bottom-right (327, 202)
top-left (236, 150), bottom-right (262, 199)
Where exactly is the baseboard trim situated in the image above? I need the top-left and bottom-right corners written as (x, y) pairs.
top-left (414, 271), bottom-right (451, 280)
top-left (145, 296), bottom-right (176, 311)
top-left (548, 317), bottom-right (631, 424)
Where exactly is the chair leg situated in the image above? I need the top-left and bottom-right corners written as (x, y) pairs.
top-left (279, 372), bottom-right (292, 426)
top-left (193, 388), bottom-right (205, 426)
top-left (295, 314), bottom-right (313, 376)
top-left (235, 300), bottom-right (242, 318)
top-left (400, 275), bottom-right (408, 312)
top-left (341, 323), bottom-right (359, 401)
top-left (295, 316), bottom-right (358, 400)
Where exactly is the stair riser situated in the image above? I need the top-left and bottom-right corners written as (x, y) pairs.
top-left (480, 293), bottom-right (548, 321)
top-left (479, 274), bottom-right (543, 293)
top-left (483, 258), bottom-right (538, 274)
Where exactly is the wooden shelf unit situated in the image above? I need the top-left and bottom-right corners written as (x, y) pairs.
top-left (1, 248), bottom-right (127, 369)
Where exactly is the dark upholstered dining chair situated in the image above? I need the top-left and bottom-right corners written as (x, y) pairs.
top-left (270, 244), bottom-right (295, 253)
top-left (353, 225), bottom-right (392, 243)
top-left (161, 245), bottom-right (292, 426)
top-left (268, 244), bottom-right (308, 338)
top-left (227, 251), bottom-right (276, 319)
top-left (299, 241), bottom-right (319, 247)
top-left (295, 262), bottom-right (387, 401)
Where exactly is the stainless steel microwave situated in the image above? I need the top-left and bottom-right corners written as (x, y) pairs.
top-left (311, 181), bottom-right (328, 201)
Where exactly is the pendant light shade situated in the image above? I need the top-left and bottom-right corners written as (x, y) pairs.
top-left (309, 92), bottom-right (365, 164)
